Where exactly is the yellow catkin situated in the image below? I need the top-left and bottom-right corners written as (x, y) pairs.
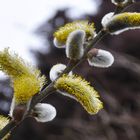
top-left (0, 48), bottom-right (30, 78)
top-left (106, 12), bottom-right (140, 33)
top-left (111, 0), bottom-right (134, 6)
top-left (0, 115), bottom-right (10, 140)
top-left (0, 48), bottom-right (46, 104)
top-left (55, 75), bottom-right (103, 114)
top-left (54, 21), bottom-right (95, 44)
top-left (14, 74), bottom-right (45, 104)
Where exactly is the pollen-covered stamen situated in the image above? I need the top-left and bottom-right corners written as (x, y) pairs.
top-left (54, 20), bottom-right (95, 44)
top-left (49, 63), bottom-right (72, 81)
top-left (102, 12), bottom-right (140, 35)
top-left (0, 48), bottom-right (46, 104)
top-left (55, 74), bottom-right (103, 114)
top-left (0, 48), bottom-right (30, 78)
top-left (87, 49), bottom-right (114, 68)
top-left (33, 103), bottom-right (56, 123)
top-left (9, 97), bottom-right (15, 117)
top-left (66, 30), bottom-right (85, 60)
top-left (14, 74), bottom-right (44, 104)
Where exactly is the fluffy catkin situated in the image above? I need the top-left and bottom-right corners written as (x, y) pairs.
top-left (33, 103), bottom-right (56, 122)
top-left (0, 48), bottom-right (30, 78)
top-left (55, 75), bottom-right (103, 114)
top-left (13, 74), bottom-right (44, 104)
top-left (49, 63), bottom-right (72, 81)
top-left (0, 48), bottom-right (46, 104)
top-left (102, 12), bottom-right (140, 34)
top-left (54, 21), bottom-right (95, 44)
top-left (111, 0), bottom-right (134, 5)
top-left (66, 30), bottom-right (85, 60)
top-left (87, 49), bottom-right (114, 68)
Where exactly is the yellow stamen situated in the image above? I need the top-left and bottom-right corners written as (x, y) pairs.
top-left (54, 21), bottom-right (95, 44)
top-left (55, 74), bottom-right (103, 114)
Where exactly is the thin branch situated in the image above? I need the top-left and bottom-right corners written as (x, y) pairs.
top-left (112, 50), bottom-right (140, 78)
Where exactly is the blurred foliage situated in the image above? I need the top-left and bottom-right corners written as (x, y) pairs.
top-left (0, 0), bottom-right (140, 140)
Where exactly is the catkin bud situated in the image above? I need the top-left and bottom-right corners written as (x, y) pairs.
top-left (33, 103), bottom-right (56, 123)
top-left (66, 30), bottom-right (85, 60)
top-left (102, 12), bottom-right (140, 35)
top-left (53, 37), bottom-right (65, 48)
top-left (54, 21), bottom-right (95, 45)
top-left (111, 0), bottom-right (134, 5)
top-left (49, 63), bottom-right (72, 81)
top-left (87, 49), bottom-right (114, 68)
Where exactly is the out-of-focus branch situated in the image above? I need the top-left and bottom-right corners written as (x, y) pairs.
top-left (113, 51), bottom-right (140, 77)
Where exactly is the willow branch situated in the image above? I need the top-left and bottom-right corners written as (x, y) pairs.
top-left (0, 2), bottom-right (136, 139)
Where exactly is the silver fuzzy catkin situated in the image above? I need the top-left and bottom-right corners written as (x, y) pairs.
top-left (102, 12), bottom-right (140, 35)
top-left (87, 49), bottom-right (114, 68)
top-left (111, 0), bottom-right (134, 5)
top-left (49, 63), bottom-right (72, 81)
top-left (66, 29), bottom-right (85, 60)
top-left (33, 103), bottom-right (56, 123)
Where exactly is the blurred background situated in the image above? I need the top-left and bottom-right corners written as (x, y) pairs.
top-left (0, 0), bottom-right (140, 140)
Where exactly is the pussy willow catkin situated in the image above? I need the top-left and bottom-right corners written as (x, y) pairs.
top-left (102, 12), bottom-right (140, 34)
top-left (0, 48), bottom-right (46, 104)
top-left (55, 75), bottom-right (103, 114)
top-left (54, 20), bottom-right (95, 45)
